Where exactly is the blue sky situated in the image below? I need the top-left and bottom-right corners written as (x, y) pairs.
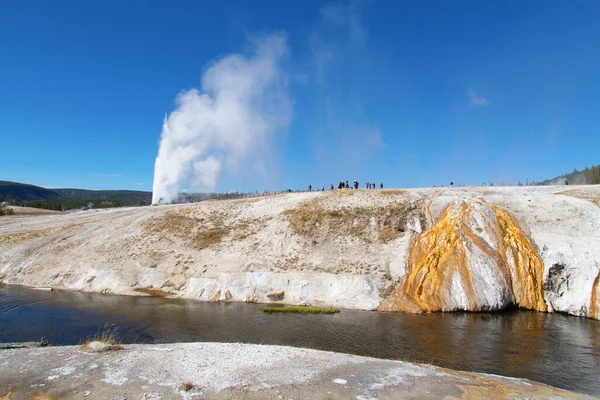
top-left (1, 1), bottom-right (599, 192)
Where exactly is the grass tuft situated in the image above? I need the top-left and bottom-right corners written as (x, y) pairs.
top-left (262, 306), bottom-right (340, 314)
top-left (80, 323), bottom-right (124, 351)
top-left (193, 227), bottom-right (227, 248)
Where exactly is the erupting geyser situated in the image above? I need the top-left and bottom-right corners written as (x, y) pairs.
top-left (151, 35), bottom-right (292, 204)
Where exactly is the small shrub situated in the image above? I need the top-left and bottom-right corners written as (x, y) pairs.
top-left (266, 291), bottom-right (285, 301)
top-left (134, 287), bottom-right (174, 297)
top-left (262, 306), bottom-right (340, 314)
top-left (179, 382), bottom-right (195, 391)
top-left (378, 227), bottom-right (403, 242)
top-left (0, 206), bottom-right (14, 216)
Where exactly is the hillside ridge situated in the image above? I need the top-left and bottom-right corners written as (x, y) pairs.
top-left (0, 180), bottom-right (152, 203)
top-left (1, 185), bottom-right (599, 320)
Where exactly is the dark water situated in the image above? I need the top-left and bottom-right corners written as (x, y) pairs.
top-left (1, 284), bottom-right (599, 396)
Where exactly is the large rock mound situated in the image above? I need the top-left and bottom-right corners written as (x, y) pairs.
top-left (378, 199), bottom-right (547, 313)
top-left (590, 271), bottom-right (600, 319)
top-left (1, 186), bottom-right (599, 319)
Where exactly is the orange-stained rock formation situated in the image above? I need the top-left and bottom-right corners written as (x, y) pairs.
top-left (590, 270), bottom-right (600, 319)
top-left (378, 199), bottom-right (547, 313)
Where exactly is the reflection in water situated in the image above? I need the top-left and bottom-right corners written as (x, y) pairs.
top-left (1, 284), bottom-right (599, 395)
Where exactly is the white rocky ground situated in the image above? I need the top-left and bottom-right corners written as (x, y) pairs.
top-left (0, 185), bottom-right (599, 318)
top-left (0, 343), bottom-right (592, 399)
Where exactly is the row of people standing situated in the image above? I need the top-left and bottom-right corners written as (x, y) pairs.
top-left (308, 181), bottom-right (383, 191)
top-left (366, 181), bottom-right (382, 189)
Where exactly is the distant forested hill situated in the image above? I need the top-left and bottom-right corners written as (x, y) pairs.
top-left (536, 165), bottom-right (600, 186)
top-left (54, 188), bottom-right (151, 202)
top-left (0, 181), bottom-right (61, 201)
top-left (0, 181), bottom-right (151, 210)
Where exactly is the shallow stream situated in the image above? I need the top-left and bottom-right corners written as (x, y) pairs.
top-left (1, 284), bottom-right (599, 395)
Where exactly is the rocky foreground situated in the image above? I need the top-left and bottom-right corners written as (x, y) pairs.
top-left (0, 185), bottom-right (599, 319)
top-left (0, 343), bottom-right (593, 399)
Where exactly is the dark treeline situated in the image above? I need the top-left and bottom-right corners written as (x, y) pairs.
top-left (0, 192), bottom-right (273, 211)
top-left (0, 181), bottom-right (152, 203)
top-left (536, 164), bottom-right (600, 186)
top-left (0, 180), bottom-right (152, 211)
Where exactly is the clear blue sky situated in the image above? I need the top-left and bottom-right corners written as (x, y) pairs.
top-left (1, 1), bottom-right (599, 191)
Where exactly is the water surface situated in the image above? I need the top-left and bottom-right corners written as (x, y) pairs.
top-left (1, 284), bottom-right (598, 395)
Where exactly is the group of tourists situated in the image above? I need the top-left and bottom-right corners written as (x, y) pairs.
top-left (307, 181), bottom-right (383, 192)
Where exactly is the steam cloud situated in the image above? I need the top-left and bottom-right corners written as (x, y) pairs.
top-left (152, 35), bottom-right (292, 204)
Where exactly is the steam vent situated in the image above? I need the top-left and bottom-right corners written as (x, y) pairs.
top-left (378, 199), bottom-right (548, 313)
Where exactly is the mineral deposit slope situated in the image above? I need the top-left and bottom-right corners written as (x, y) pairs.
top-left (1, 186), bottom-right (599, 319)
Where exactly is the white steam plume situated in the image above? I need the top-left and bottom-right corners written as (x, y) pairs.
top-left (152, 35), bottom-right (292, 204)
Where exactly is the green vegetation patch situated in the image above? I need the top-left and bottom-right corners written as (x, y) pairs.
top-left (377, 189), bottom-right (407, 196)
top-left (282, 201), bottom-right (416, 242)
top-left (262, 306), bottom-right (340, 314)
top-left (144, 210), bottom-right (266, 250)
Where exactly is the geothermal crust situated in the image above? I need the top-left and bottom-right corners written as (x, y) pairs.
top-left (0, 343), bottom-right (592, 400)
top-left (0, 185), bottom-right (599, 319)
